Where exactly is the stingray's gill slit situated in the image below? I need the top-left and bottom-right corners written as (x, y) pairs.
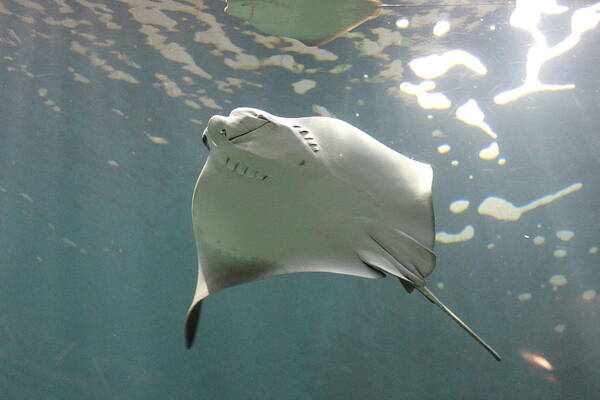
top-left (223, 155), bottom-right (267, 180)
top-left (295, 126), bottom-right (320, 152)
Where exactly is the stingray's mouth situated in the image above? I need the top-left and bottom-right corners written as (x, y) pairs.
top-left (228, 117), bottom-right (270, 142)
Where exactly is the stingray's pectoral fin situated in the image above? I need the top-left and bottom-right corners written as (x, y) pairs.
top-left (416, 286), bottom-right (502, 362)
top-left (185, 300), bottom-right (203, 349)
top-left (186, 264), bottom-right (210, 348)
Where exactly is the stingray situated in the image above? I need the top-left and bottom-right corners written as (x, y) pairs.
top-left (186, 107), bottom-right (501, 361)
top-left (225, 0), bottom-right (405, 46)
top-left (224, 0), bottom-right (506, 46)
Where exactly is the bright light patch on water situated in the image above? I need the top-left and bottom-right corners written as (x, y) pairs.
top-left (582, 289), bottom-right (597, 301)
top-left (437, 144), bottom-right (451, 154)
top-left (556, 230), bottom-right (575, 241)
top-left (553, 248), bottom-right (567, 258)
top-left (497, 157), bottom-right (507, 166)
top-left (408, 50), bottom-right (486, 80)
top-left (494, 1), bottom-right (600, 104)
top-left (278, 39), bottom-right (339, 61)
top-left (396, 18), bottom-right (410, 29)
top-left (112, 108), bottom-right (126, 118)
top-left (433, 20), bottom-right (450, 37)
top-left (198, 96), bottom-right (223, 110)
top-left (554, 323), bottom-right (566, 333)
top-left (549, 274), bottom-right (568, 286)
top-left (155, 73), bottom-right (183, 97)
top-left (479, 141), bottom-right (499, 160)
top-left (63, 238), bottom-right (77, 248)
top-left (518, 293), bottom-right (532, 301)
top-left (146, 133), bottom-right (169, 145)
top-left (451, 160), bottom-right (459, 166)
top-left (417, 92), bottom-right (451, 109)
top-left (329, 64), bottom-right (352, 74)
top-left (400, 81), bottom-right (451, 109)
top-left (19, 192), bottom-right (33, 203)
top-left (400, 81), bottom-right (431, 93)
top-left (292, 79), bottom-right (316, 94)
top-left (436, 225), bottom-right (474, 243)
top-left (589, 246), bottom-right (599, 254)
top-left (312, 104), bottom-right (334, 117)
top-left (262, 55), bottom-right (304, 73)
top-left (449, 200), bottom-right (470, 214)
top-left (478, 182), bottom-right (583, 221)
top-left (519, 349), bottom-right (554, 370)
top-left (353, 28), bottom-right (405, 58)
top-left (533, 235), bottom-right (545, 245)
top-left (455, 99), bottom-right (497, 139)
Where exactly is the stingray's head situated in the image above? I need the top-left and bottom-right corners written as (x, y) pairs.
top-left (202, 108), bottom-right (318, 174)
top-left (202, 108), bottom-right (270, 151)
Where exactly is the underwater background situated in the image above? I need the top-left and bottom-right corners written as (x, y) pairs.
top-left (1, 0), bottom-right (599, 399)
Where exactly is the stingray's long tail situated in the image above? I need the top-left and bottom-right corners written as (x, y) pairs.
top-left (416, 285), bottom-right (502, 361)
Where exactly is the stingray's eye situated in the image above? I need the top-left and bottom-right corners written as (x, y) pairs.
top-left (257, 114), bottom-right (268, 121)
top-left (202, 133), bottom-right (209, 149)
top-left (219, 129), bottom-right (226, 136)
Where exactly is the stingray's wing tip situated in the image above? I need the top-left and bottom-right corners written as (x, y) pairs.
top-left (185, 300), bottom-right (203, 348)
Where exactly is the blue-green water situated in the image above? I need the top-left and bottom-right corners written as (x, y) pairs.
top-left (1, 1), bottom-right (599, 399)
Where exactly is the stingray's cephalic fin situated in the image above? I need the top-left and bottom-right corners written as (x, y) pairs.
top-left (416, 286), bottom-right (502, 361)
top-left (185, 300), bottom-right (203, 348)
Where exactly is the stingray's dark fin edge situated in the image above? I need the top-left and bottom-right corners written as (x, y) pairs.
top-left (398, 278), bottom-right (415, 294)
top-left (185, 300), bottom-right (203, 349)
top-left (303, 13), bottom-right (380, 46)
